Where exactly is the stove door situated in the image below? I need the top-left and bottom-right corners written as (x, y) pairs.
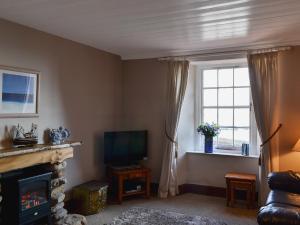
top-left (20, 180), bottom-right (49, 211)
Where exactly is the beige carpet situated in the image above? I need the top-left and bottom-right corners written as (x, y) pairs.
top-left (86, 193), bottom-right (258, 225)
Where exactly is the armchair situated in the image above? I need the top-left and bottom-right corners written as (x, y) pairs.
top-left (257, 171), bottom-right (300, 225)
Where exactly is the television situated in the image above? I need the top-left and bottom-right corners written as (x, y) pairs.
top-left (104, 130), bottom-right (148, 166)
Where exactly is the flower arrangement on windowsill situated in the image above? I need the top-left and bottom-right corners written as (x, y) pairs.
top-left (197, 123), bottom-right (220, 153)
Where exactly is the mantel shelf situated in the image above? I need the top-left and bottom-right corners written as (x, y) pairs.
top-left (0, 141), bottom-right (82, 159)
top-left (0, 141), bottom-right (82, 174)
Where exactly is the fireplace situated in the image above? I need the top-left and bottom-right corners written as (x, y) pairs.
top-left (1, 168), bottom-right (52, 225)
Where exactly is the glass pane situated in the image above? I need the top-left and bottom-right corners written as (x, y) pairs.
top-left (234, 88), bottom-right (249, 106)
top-left (203, 70), bottom-right (217, 87)
top-left (234, 128), bottom-right (249, 147)
top-left (218, 128), bottom-right (233, 147)
top-left (203, 89), bottom-right (217, 106)
top-left (203, 108), bottom-right (217, 124)
top-left (219, 88), bottom-right (233, 106)
top-left (219, 108), bottom-right (233, 126)
top-left (21, 181), bottom-right (48, 211)
top-left (218, 68), bottom-right (233, 87)
top-left (234, 108), bottom-right (250, 126)
top-left (234, 67), bottom-right (250, 86)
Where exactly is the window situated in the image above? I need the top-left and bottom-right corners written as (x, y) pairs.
top-left (196, 61), bottom-right (258, 155)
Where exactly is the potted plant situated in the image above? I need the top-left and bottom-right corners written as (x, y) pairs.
top-left (197, 123), bottom-right (220, 153)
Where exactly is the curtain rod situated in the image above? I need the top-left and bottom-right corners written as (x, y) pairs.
top-left (158, 46), bottom-right (292, 61)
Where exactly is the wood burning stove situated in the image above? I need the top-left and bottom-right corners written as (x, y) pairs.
top-left (2, 170), bottom-right (52, 225)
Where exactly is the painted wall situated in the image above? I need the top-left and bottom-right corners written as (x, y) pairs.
top-left (122, 59), bottom-right (259, 186)
top-left (0, 19), bottom-right (123, 190)
top-left (186, 153), bottom-right (258, 187)
top-left (278, 46), bottom-right (300, 171)
top-left (122, 59), bottom-right (168, 182)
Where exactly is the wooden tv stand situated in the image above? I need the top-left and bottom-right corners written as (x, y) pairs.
top-left (107, 166), bottom-right (151, 203)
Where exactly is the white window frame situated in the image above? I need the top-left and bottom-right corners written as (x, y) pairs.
top-left (195, 60), bottom-right (259, 156)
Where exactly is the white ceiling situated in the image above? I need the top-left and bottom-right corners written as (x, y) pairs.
top-left (0, 0), bottom-right (300, 59)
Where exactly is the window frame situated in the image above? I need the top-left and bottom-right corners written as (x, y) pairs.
top-left (195, 61), bottom-right (259, 156)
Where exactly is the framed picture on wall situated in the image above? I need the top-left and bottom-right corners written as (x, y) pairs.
top-left (0, 66), bottom-right (39, 117)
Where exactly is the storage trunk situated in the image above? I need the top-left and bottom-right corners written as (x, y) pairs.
top-left (72, 181), bottom-right (108, 215)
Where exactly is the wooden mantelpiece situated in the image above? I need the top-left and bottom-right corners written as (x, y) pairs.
top-left (0, 142), bottom-right (81, 173)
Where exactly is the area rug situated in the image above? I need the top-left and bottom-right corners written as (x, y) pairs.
top-left (110, 207), bottom-right (228, 225)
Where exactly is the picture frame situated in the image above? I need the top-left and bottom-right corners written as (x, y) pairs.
top-left (0, 65), bottom-right (39, 118)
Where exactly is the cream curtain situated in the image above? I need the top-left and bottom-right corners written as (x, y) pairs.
top-left (158, 60), bottom-right (189, 198)
top-left (247, 52), bottom-right (279, 204)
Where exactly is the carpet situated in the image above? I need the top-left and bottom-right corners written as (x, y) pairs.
top-left (110, 207), bottom-right (228, 225)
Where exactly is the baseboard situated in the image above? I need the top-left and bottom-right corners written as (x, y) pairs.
top-left (151, 183), bottom-right (226, 198)
top-left (179, 183), bottom-right (226, 198)
top-left (152, 183), bottom-right (226, 198)
top-left (178, 183), bottom-right (258, 201)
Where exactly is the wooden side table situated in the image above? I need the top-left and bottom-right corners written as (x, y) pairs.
top-left (107, 167), bottom-right (151, 204)
top-left (225, 172), bottom-right (256, 208)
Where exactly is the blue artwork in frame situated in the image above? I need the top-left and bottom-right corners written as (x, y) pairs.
top-left (0, 66), bottom-right (39, 117)
top-left (2, 73), bottom-right (35, 103)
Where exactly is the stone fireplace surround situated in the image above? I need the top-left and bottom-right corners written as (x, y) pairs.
top-left (0, 142), bottom-right (87, 225)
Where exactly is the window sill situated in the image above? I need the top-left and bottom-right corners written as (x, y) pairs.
top-left (186, 150), bottom-right (259, 159)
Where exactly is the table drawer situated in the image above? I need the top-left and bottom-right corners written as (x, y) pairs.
top-left (127, 172), bottom-right (145, 179)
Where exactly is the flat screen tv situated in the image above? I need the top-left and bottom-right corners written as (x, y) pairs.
top-left (104, 130), bottom-right (148, 166)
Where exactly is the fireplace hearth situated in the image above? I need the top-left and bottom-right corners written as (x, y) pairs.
top-left (2, 167), bottom-right (52, 225)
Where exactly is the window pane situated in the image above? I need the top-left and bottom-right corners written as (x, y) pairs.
top-left (218, 128), bottom-right (233, 147)
top-left (219, 108), bottom-right (233, 126)
top-left (218, 69), bottom-right (233, 87)
top-left (234, 108), bottom-right (250, 126)
top-left (203, 108), bottom-right (217, 124)
top-left (234, 128), bottom-right (249, 147)
top-left (203, 70), bottom-right (217, 87)
top-left (219, 88), bottom-right (233, 106)
top-left (203, 89), bottom-right (217, 106)
top-left (234, 88), bottom-right (249, 106)
top-left (234, 67), bottom-right (249, 86)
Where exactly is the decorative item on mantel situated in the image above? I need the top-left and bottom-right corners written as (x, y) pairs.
top-left (12, 123), bottom-right (38, 147)
top-left (49, 126), bottom-right (71, 145)
top-left (197, 123), bottom-right (220, 153)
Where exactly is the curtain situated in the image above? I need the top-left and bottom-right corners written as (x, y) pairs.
top-left (158, 60), bottom-right (190, 198)
top-left (247, 52), bottom-right (279, 204)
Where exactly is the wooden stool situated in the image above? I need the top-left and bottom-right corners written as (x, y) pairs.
top-left (225, 172), bottom-right (256, 208)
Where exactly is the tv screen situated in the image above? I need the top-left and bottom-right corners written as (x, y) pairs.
top-left (104, 130), bottom-right (147, 165)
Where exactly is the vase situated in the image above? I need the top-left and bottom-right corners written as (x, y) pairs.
top-left (204, 136), bottom-right (213, 153)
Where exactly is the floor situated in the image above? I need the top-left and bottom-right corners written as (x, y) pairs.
top-left (86, 193), bottom-right (258, 225)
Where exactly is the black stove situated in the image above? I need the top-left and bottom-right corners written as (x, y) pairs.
top-left (1, 167), bottom-right (52, 225)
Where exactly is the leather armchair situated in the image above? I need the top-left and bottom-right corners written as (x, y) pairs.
top-left (268, 171), bottom-right (300, 194)
top-left (257, 171), bottom-right (300, 225)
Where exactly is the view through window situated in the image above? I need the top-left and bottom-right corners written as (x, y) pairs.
top-left (201, 67), bottom-right (251, 150)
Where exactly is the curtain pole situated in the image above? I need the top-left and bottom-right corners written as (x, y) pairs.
top-left (250, 46), bottom-right (291, 55)
top-left (158, 46), bottom-right (291, 61)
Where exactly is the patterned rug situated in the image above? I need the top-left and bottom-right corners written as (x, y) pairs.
top-left (110, 207), bottom-right (228, 225)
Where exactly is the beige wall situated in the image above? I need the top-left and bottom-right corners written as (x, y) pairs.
top-left (186, 154), bottom-right (258, 187)
top-left (0, 19), bottom-right (123, 190)
top-left (278, 46), bottom-right (300, 171)
top-left (122, 59), bottom-right (168, 182)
